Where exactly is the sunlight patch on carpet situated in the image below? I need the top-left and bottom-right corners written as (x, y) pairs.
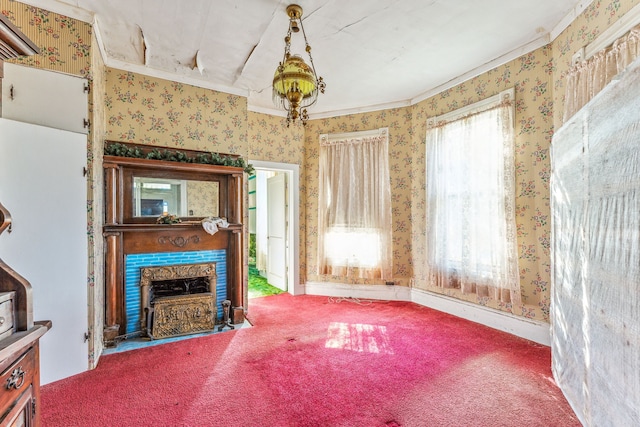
top-left (325, 322), bottom-right (394, 354)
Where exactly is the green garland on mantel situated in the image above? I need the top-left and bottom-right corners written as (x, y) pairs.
top-left (104, 142), bottom-right (255, 175)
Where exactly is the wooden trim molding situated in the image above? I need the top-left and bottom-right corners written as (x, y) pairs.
top-left (0, 14), bottom-right (39, 60)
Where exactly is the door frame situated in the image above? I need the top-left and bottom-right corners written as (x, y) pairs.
top-left (250, 160), bottom-right (302, 295)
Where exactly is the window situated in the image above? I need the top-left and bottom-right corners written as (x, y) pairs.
top-left (317, 128), bottom-right (392, 279)
top-left (425, 89), bottom-right (520, 304)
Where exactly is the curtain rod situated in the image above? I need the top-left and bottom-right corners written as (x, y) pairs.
top-left (320, 127), bottom-right (388, 143)
top-left (427, 87), bottom-right (514, 128)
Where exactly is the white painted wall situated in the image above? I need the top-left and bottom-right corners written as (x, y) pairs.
top-left (0, 118), bottom-right (88, 384)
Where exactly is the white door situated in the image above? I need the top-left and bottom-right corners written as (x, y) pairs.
top-left (266, 173), bottom-right (287, 291)
top-left (0, 118), bottom-right (88, 385)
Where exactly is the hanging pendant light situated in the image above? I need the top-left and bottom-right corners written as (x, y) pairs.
top-left (273, 4), bottom-right (325, 126)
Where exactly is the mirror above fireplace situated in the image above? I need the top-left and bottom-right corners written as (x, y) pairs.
top-left (133, 176), bottom-right (220, 218)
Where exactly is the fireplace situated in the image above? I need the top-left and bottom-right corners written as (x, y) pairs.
top-left (103, 152), bottom-right (246, 347)
top-left (140, 262), bottom-right (217, 339)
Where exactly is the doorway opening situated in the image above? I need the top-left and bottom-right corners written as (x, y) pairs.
top-left (247, 160), bottom-right (301, 300)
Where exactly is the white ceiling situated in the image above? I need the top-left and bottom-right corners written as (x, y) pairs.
top-left (27, 0), bottom-right (589, 117)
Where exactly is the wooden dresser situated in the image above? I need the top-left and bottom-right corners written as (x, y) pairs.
top-left (0, 203), bottom-right (50, 426)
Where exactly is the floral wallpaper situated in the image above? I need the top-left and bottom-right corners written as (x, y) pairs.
top-left (187, 181), bottom-right (219, 217)
top-left (409, 46), bottom-right (554, 320)
top-left (303, 0), bottom-right (640, 323)
top-left (247, 112), bottom-right (306, 165)
top-left (1, 0), bottom-right (91, 77)
top-left (1, 1), bottom-right (102, 363)
top-left (304, 108), bottom-right (414, 288)
top-left (247, 112), bottom-right (306, 281)
top-left (105, 70), bottom-right (247, 155)
top-left (5, 0), bottom-right (640, 337)
top-left (552, 0), bottom-right (640, 129)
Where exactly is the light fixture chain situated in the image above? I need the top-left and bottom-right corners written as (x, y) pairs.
top-left (273, 4), bottom-right (325, 126)
top-left (299, 19), bottom-right (323, 91)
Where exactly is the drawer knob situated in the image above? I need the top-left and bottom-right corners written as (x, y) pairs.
top-left (0, 317), bottom-right (4, 325)
top-left (6, 366), bottom-right (26, 390)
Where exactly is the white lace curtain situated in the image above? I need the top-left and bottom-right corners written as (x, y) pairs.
top-left (564, 24), bottom-right (640, 123)
top-left (317, 128), bottom-right (392, 280)
top-left (425, 91), bottom-right (520, 304)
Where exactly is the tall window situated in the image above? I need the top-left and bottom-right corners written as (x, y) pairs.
top-left (425, 89), bottom-right (520, 304)
top-left (317, 128), bottom-right (392, 280)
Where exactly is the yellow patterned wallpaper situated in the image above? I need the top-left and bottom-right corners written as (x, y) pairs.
top-left (1, 0), bottom-right (100, 362)
top-left (409, 46), bottom-right (554, 320)
top-left (1, 0), bottom-right (91, 77)
top-left (5, 0), bottom-right (640, 330)
top-left (247, 112), bottom-right (307, 280)
top-left (304, 108), bottom-right (414, 288)
top-left (247, 112), bottom-right (305, 165)
top-left (303, 0), bottom-right (640, 322)
top-left (552, 0), bottom-right (640, 128)
top-left (186, 181), bottom-right (219, 217)
top-left (105, 69), bottom-right (248, 155)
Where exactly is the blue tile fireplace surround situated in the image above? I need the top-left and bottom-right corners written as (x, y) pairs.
top-left (124, 250), bottom-right (227, 335)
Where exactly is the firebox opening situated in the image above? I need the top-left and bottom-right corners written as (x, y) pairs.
top-left (149, 277), bottom-right (210, 302)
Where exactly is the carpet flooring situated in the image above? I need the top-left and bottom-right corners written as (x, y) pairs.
top-left (41, 294), bottom-right (580, 426)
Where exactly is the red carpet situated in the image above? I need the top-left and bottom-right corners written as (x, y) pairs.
top-left (41, 294), bottom-right (580, 426)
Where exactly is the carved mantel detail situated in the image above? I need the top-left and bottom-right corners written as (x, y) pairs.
top-left (157, 235), bottom-right (200, 248)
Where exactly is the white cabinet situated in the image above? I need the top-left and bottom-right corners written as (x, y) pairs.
top-left (1, 63), bottom-right (89, 134)
top-left (0, 118), bottom-right (88, 385)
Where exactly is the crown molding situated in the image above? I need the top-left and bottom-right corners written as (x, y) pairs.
top-left (309, 99), bottom-right (412, 120)
top-left (16, 0), bottom-right (94, 23)
top-left (103, 57), bottom-right (249, 98)
top-left (247, 104), bottom-right (287, 118)
top-left (411, 36), bottom-right (549, 106)
top-left (16, 0), bottom-right (601, 121)
top-left (549, 0), bottom-right (593, 41)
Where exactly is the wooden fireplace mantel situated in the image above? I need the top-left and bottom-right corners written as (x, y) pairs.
top-left (102, 153), bottom-right (246, 345)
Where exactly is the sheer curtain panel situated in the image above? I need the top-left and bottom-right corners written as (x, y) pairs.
top-left (425, 89), bottom-right (520, 304)
top-left (317, 128), bottom-right (392, 280)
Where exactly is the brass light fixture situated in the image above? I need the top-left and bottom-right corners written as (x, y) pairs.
top-left (273, 4), bottom-right (325, 126)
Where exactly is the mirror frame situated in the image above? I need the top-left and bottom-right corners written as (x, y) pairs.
top-left (122, 167), bottom-right (229, 224)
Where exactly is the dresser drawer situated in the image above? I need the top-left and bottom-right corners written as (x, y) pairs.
top-left (0, 346), bottom-right (35, 411)
top-left (0, 292), bottom-right (15, 341)
top-left (0, 384), bottom-right (33, 426)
